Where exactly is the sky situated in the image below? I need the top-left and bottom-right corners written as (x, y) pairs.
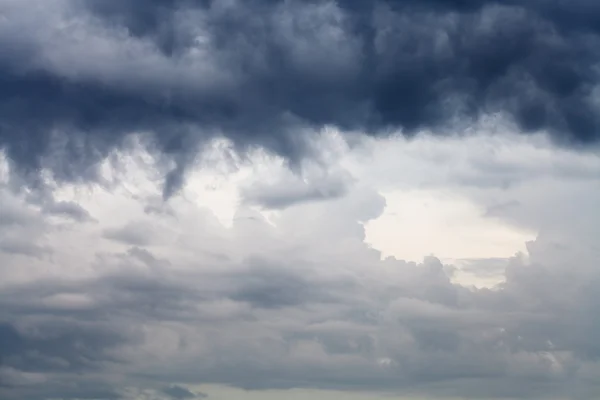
top-left (1, 1), bottom-right (600, 399)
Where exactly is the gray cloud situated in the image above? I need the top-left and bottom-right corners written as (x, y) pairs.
top-left (43, 200), bottom-right (94, 222)
top-left (1, 233), bottom-right (599, 399)
top-left (2, 122), bottom-right (600, 399)
top-left (0, 195), bottom-right (40, 228)
top-left (0, 182), bottom-right (53, 260)
top-left (0, 238), bottom-right (51, 259)
top-left (457, 258), bottom-right (509, 278)
top-left (2, 0), bottom-right (600, 194)
top-left (103, 222), bottom-right (160, 247)
top-left (242, 170), bottom-right (352, 209)
top-left (162, 385), bottom-right (205, 399)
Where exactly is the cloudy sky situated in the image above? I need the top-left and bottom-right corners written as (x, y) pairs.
top-left (2, 1), bottom-right (600, 399)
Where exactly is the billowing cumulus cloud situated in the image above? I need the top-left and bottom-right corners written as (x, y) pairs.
top-left (2, 0), bottom-right (600, 194)
top-left (2, 2), bottom-right (600, 399)
top-left (0, 128), bottom-right (600, 399)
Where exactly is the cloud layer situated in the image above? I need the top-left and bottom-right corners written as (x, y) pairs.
top-left (1, 130), bottom-right (600, 399)
top-left (3, 2), bottom-right (600, 399)
top-left (2, 0), bottom-right (600, 193)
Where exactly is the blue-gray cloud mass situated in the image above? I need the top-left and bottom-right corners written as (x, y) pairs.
top-left (1, 0), bottom-right (600, 193)
top-left (2, 2), bottom-right (600, 400)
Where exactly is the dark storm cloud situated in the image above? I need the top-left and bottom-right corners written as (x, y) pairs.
top-left (1, 0), bottom-right (600, 194)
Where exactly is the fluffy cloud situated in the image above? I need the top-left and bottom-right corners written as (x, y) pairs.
top-left (0, 129), bottom-right (599, 399)
top-left (2, 2), bottom-right (600, 398)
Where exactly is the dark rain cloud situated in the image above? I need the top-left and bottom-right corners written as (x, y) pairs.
top-left (1, 0), bottom-right (600, 194)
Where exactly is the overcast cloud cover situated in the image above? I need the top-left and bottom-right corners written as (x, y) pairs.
top-left (3, 0), bottom-right (600, 193)
top-left (2, 1), bottom-right (600, 399)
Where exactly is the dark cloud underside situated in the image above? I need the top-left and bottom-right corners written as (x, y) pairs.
top-left (1, 0), bottom-right (600, 192)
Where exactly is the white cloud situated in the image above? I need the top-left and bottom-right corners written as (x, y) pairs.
top-left (1, 126), bottom-right (600, 399)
